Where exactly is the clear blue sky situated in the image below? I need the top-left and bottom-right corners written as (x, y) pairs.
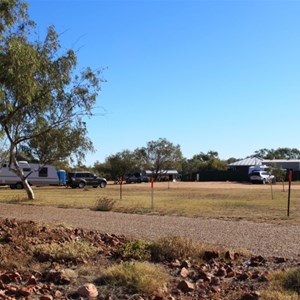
top-left (27, 0), bottom-right (300, 166)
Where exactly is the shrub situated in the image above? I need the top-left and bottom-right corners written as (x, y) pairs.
top-left (260, 290), bottom-right (299, 300)
top-left (94, 197), bottom-right (115, 211)
top-left (100, 261), bottom-right (169, 294)
top-left (261, 268), bottom-right (300, 300)
top-left (34, 240), bottom-right (98, 261)
top-left (119, 239), bottom-right (152, 261)
top-left (150, 236), bottom-right (203, 262)
top-left (282, 268), bottom-right (300, 294)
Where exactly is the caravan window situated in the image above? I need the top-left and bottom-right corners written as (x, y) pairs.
top-left (39, 167), bottom-right (48, 177)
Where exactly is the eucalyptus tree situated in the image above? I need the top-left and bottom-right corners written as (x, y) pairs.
top-left (0, 0), bottom-right (103, 199)
top-left (94, 150), bottom-right (138, 181)
top-left (135, 138), bottom-right (183, 180)
top-left (252, 148), bottom-right (300, 159)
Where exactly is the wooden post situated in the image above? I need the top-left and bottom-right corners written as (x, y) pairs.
top-left (151, 177), bottom-right (154, 209)
top-left (287, 169), bottom-right (292, 217)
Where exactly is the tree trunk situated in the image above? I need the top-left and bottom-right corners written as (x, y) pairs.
top-left (10, 153), bottom-right (35, 200)
top-left (282, 181), bottom-right (285, 192)
top-left (23, 179), bottom-right (35, 200)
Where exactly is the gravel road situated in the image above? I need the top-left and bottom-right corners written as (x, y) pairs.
top-left (0, 203), bottom-right (300, 259)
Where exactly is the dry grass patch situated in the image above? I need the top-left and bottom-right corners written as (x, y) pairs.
top-left (94, 196), bottom-right (116, 211)
top-left (1, 182), bottom-right (300, 222)
top-left (261, 268), bottom-right (300, 300)
top-left (34, 240), bottom-right (99, 261)
top-left (99, 261), bottom-right (169, 294)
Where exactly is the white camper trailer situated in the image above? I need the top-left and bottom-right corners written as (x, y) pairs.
top-left (0, 161), bottom-right (64, 189)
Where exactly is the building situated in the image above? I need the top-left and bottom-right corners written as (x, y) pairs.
top-left (262, 159), bottom-right (300, 171)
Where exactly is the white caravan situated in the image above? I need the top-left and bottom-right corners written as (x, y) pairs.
top-left (0, 161), bottom-right (64, 189)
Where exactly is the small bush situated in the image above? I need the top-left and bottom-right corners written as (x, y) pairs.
top-left (95, 197), bottom-right (116, 211)
top-left (150, 236), bottom-right (203, 262)
top-left (5, 194), bottom-right (30, 203)
top-left (119, 239), bottom-right (152, 261)
top-left (262, 268), bottom-right (300, 300)
top-left (34, 240), bottom-right (98, 261)
top-left (281, 268), bottom-right (300, 295)
top-left (261, 290), bottom-right (299, 300)
top-left (100, 261), bottom-right (169, 294)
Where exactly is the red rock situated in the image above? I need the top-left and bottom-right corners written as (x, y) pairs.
top-left (211, 285), bottom-right (221, 293)
top-left (204, 250), bottom-right (219, 261)
top-left (215, 267), bottom-right (226, 277)
top-left (225, 250), bottom-right (239, 260)
top-left (225, 266), bottom-right (235, 278)
top-left (26, 275), bottom-right (38, 285)
top-left (18, 287), bottom-right (32, 296)
top-left (77, 283), bottom-right (98, 298)
top-left (177, 280), bottom-right (195, 293)
top-left (54, 290), bottom-right (63, 298)
top-left (181, 260), bottom-right (191, 268)
top-left (198, 270), bottom-right (213, 282)
top-left (40, 294), bottom-right (53, 300)
top-left (240, 291), bottom-right (260, 300)
top-left (180, 267), bottom-right (189, 278)
top-left (170, 259), bottom-right (181, 268)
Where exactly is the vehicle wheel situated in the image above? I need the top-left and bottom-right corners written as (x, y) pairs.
top-left (15, 182), bottom-right (23, 189)
top-left (78, 181), bottom-right (86, 189)
top-left (262, 179), bottom-right (266, 184)
top-left (99, 181), bottom-right (107, 188)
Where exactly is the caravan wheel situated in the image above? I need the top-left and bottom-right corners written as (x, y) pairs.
top-left (15, 182), bottom-right (23, 189)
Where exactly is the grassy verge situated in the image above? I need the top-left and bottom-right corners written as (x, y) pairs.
top-left (0, 182), bottom-right (300, 223)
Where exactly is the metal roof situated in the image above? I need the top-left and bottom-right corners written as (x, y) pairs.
top-left (229, 157), bottom-right (263, 166)
top-left (263, 159), bottom-right (300, 163)
top-left (145, 170), bottom-right (178, 175)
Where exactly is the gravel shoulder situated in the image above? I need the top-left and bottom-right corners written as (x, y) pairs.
top-left (0, 203), bottom-right (300, 259)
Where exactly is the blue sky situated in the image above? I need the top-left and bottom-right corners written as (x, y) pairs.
top-left (27, 0), bottom-right (300, 165)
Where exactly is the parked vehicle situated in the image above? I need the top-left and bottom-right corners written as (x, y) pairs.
top-left (67, 171), bottom-right (107, 188)
top-left (248, 165), bottom-right (269, 175)
top-left (250, 170), bottom-right (276, 184)
top-left (125, 173), bottom-right (149, 184)
top-left (0, 161), bottom-right (64, 189)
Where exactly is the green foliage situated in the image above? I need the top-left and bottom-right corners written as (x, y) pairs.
top-left (94, 196), bottom-right (116, 211)
top-left (271, 168), bottom-right (287, 182)
top-left (0, 0), bottom-right (104, 199)
top-left (253, 148), bottom-right (300, 159)
top-left (119, 239), bottom-right (152, 261)
top-left (100, 261), bottom-right (169, 294)
top-left (95, 149), bottom-right (139, 180)
top-left (182, 150), bottom-right (228, 175)
top-left (135, 138), bottom-right (183, 179)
